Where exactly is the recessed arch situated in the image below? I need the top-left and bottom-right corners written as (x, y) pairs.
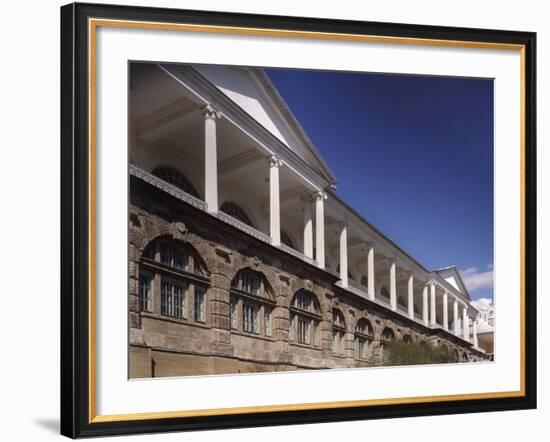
top-left (381, 327), bottom-right (395, 343)
top-left (230, 267), bottom-right (274, 300)
top-left (291, 289), bottom-right (321, 314)
top-left (152, 165), bottom-right (200, 199)
top-left (141, 236), bottom-right (208, 275)
top-left (229, 268), bottom-right (274, 337)
top-left (220, 201), bottom-right (254, 227)
top-left (355, 317), bottom-right (374, 360)
top-left (138, 236), bottom-right (210, 321)
top-left (289, 289), bottom-right (322, 346)
top-left (332, 308), bottom-right (347, 355)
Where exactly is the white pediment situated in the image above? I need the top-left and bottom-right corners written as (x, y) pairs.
top-left (435, 267), bottom-right (470, 299)
top-left (194, 65), bottom-right (336, 185)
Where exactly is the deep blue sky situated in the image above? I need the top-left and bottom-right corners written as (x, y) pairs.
top-left (266, 69), bottom-right (494, 301)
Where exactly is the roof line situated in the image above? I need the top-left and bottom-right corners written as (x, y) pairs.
top-left (327, 189), bottom-right (473, 304)
top-left (251, 68), bottom-right (338, 185)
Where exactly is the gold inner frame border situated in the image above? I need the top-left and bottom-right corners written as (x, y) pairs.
top-left (87, 17), bottom-right (527, 424)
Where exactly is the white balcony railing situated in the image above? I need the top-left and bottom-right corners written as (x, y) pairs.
top-left (214, 210), bottom-right (272, 244)
top-left (131, 165), bottom-right (482, 350)
top-left (130, 164), bottom-right (206, 211)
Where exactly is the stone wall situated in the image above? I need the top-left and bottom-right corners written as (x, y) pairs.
top-left (129, 178), bottom-right (488, 379)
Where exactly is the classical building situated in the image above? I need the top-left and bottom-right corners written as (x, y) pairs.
top-left (475, 303), bottom-right (495, 358)
top-left (128, 63), bottom-right (489, 378)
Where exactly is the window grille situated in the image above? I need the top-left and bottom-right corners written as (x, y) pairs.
top-left (243, 301), bottom-right (259, 334)
top-left (160, 243), bottom-right (188, 271)
top-left (297, 316), bottom-right (310, 344)
top-left (295, 291), bottom-right (313, 311)
top-left (264, 306), bottom-right (272, 336)
top-left (194, 285), bottom-right (206, 322)
top-left (161, 279), bottom-right (187, 318)
top-left (220, 201), bottom-right (253, 227)
top-left (152, 166), bottom-right (200, 198)
top-left (355, 336), bottom-right (366, 359)
top-left (138, 271), bottom-right (153, 312)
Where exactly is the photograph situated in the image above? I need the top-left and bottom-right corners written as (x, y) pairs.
top-left (57, 2), bottom-right (537, 437)
top-left (128, 62), bottom-right (495, 379)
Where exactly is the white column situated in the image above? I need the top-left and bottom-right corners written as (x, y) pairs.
top-left (453, 299), bottom-right (459, 335)
top-left (407, 272), bottom-right (414, 319)
top-left (367, 242), bottom-right (375, 300)
top-left (473, 318), bottom-right (478, 348)
top-left (302, 197), bottom-right (313, 259)
top-left (430, 282), bottom-right (436, 326)
top-left (389, 259), bottom-right (397, 311)
top-left (314, 191), bottom-right (326, 268)
top-left (422, 284), bottom-right (429, 326)
top-left (462, 306), bottom-right (469, 341)
top-left (443, 291), bottom-right (449, 331)
top-left (203, 104), bottom-right (221, 214)
top-left (339, 221), bottom-right (348, 288)
top-left (268, 156), bottom-right (282, 246)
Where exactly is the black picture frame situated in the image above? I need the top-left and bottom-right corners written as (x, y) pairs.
top-left (60, 2), bottom-right (537, 438)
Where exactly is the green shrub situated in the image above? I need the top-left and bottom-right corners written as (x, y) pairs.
top-left (383, 341), bottom-right (459, 366)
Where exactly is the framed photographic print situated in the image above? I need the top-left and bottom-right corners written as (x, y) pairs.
top-left (60, 2), bottom-right (537, 438)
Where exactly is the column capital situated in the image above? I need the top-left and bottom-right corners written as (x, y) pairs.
top-left (202, 103), bottom-right (221, 120)
top-left (427, 279), bottom-right (437, 287)
top-left (268, 155), bottom-right (283, 168)
top-left (338, 219), bottom-right (349, 230)
top-left (388, 257), bottom-right (396, 265)
top-left (366, 240), bottom-right (375, 248)
top-left (312, 190), bottom-right (327, 201)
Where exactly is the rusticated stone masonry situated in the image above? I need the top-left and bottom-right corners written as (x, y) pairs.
top-left (128, 178), bottom-right (488, 379)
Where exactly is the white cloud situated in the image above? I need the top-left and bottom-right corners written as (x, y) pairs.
top-left (460, 265), bottom-right (494, 292)
top-left (471, 297), bottom-right (493, 310)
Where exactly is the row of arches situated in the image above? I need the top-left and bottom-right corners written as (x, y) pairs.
top-left (151, 166), bottom-right (297, 249)
top-left (136, 236), bottom-right (469, 362)
top-left (148, 166), bottom-right (421, 313)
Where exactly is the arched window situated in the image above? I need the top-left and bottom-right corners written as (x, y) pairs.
top-left (402, 334), bottom-right (412, 344)
top-left (289, 290), bottom-right (321, 346)
top-left (138, 238), bottom-right (208, 323)
top-left (220, 201), bottom-right (253, 227)
top-left (230, 269), bottom-right (274, 336)
top-left (332, 309), bottom-right (346, 355)
top-left (355, 318), bottom-right (374, 360)
top-left (152, 166), bottom-right (200, 198)
top-left (380, 327), bottom-right (395, 361)
top-left (280, 230), bottom-right (295, 249)
top-left (381, 327), bottom-right (395, 343)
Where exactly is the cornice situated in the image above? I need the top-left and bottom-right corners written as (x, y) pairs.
top-left (159, 63), bottom-right (332, 192)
